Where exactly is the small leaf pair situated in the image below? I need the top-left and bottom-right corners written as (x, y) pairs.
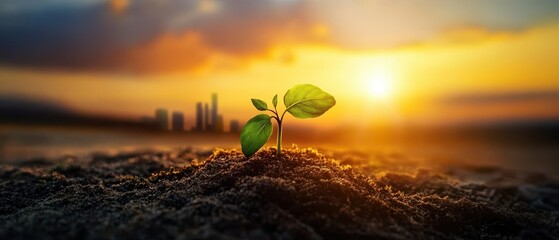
top-left (241, 84), bottom-right (336, 158)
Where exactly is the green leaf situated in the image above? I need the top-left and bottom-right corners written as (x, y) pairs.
top-left (272, 94), bottom-right (278, 108)
top-left (283, 84), bottom-right (336, 119)
top-left (240, 114), bottom-right (273, 157)
top-left (251, 98), bottom-right (268, 111)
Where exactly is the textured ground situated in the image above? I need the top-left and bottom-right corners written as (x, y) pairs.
top-left (1, 147), bottom-right (558, 239)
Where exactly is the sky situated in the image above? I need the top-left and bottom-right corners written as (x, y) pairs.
top-left (1, 0), bottom-right (559, 131)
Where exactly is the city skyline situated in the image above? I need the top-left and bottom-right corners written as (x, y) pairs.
top-left (146, 93), bottom-right (240, 133)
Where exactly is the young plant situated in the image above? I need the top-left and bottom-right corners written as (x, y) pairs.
top-left (240, 84), bottom-right (336, 158)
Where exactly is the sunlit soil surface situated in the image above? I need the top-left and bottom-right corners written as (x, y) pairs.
top-left (1, 147), bottom-right (558, 239)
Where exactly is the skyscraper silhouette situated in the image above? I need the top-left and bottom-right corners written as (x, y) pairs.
top-left (204, 103), bottom-right (210, 131)
top-left (172, 111), bottom-right (184, 131)
top-left (216, 114), bottom-right (224, 133)
top-left (211, 93), bottom-right (218, 132)
top-left (230, 120), bottom-right (240, 133)
top-left (195, 102), bottom-right (203, 131)
top-left (155, 108), bottom-right (168, 130)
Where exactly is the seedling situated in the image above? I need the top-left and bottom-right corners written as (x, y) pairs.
top-left (240, 84), bottom-right (336, 158)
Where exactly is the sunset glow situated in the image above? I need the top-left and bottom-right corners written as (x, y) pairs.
top-left (0, 0), bottom-right (558, 132)
top-left (363, 67), bottom-right (394, 101)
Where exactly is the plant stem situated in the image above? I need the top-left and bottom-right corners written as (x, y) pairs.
top-left (276, 120), bottom-right (282, 158)
top-left (268, 108), bottom-right (283, 158)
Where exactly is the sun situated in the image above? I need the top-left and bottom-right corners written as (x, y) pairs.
top-left (367, 73), bottom-right (393, 100)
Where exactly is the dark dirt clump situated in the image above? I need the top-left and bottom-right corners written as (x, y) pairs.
top-left (0, 147), bottom-right (557, 239)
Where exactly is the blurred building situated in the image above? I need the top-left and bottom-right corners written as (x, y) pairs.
top-left (190, 93), bottom-right (225, 133)
top-left (172, 111), bottom-right (184, 132)
top-left (155, 108), bottom-right (168, 131)
top-left (230, 120), bottom-right (240, 133)
top-left (204, 103), bottom-right (210, 131)
top-left (215, 114), bottom-right (224, 133)
top-left (195, 102), bottom-right (203, 131)
top-left (211, 93), bottom-right (218, 131)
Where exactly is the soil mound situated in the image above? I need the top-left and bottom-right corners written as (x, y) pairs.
top-left (0, 147), bottom-right (556, 239)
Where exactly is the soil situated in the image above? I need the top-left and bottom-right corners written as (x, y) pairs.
top-left (1, 147), bottom-right (558, 239)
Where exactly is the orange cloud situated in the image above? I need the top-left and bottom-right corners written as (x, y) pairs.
top-left (106, 18), bottom-right (321, 74)
top-left (97, 22), bottom-right (554, 74)
top-left (116, 32), bottom-right (215, 73)
top-left (2, 0), bottom-right (559, 75)
top-left (109, 0), bottom-right (129, 14)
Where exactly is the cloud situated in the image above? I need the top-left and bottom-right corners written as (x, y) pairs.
top-left (114, 31), bottom-right (215, 73)
top-left (0, 0), bottom-right (315, 73)
top-left (0, 0), bottom-right (103, 14)
top-left (109, 0), bottom-right (129, 13)
top-left (0, 0), bottom-right (558, 74)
